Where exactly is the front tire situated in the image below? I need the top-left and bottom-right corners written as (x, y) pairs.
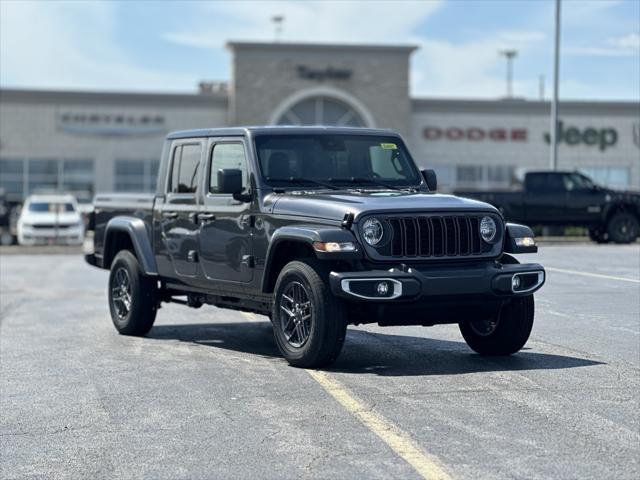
top-left (272, 259), bottom-right (347, 368)
top-left (607, 213), bottom-right (639, 244)
top-left (108, 250), bottom-right (157, 336)
top-left (459, 295), bottom-right (534, 355)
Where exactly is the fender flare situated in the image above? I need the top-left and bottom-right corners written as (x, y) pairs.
top-left (261, 225), bottom-right (361, 293)
top-left (105, 216), bottom-right (158, 276)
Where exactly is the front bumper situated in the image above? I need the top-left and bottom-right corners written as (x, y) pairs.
top-left (330, 261), bottom-right (545, 302)
top-left (18, 226), bottom-right (84, 245)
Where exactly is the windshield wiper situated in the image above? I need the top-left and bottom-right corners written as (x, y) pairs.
top-left (329, 177), bottom-right (409, 191)
top-left (267, 177), bottom-right (339, 190)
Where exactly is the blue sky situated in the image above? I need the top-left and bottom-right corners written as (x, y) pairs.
top-left (1, 0), bottom-right (638, 100)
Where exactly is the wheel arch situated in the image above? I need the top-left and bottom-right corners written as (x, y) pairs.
top-left (603, 202), bottom-right (640, 224)
top-left (261, 225), bottom-right (361, 294)
top-left (104, 216), bottom-right (158, 276)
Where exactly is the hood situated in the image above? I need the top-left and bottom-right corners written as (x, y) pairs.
top-left (19, 211), bottom-right (82, 225)
top-left (271, 189), bottom-right (498, 222)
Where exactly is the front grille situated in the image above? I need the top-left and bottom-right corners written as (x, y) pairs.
top-left (382, 215), bottom-right (485, 258)
top-left (32, 224), bottom-right (72, 229)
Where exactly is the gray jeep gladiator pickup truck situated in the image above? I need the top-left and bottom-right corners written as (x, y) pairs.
top-left (85, 127), bottom-right (545, 367)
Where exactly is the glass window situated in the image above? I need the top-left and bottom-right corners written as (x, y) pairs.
top-left (28, 202), bottom-right (75, 213)
top-left (209, 143), bottom-right (248, 193)
top-left (456, 165), bottom-right (484, 186)
top-left (0, 158), bottom-right (25, 197)
top-left (169, 144), bottom-right (201, 194)
top-left (28, 159), bottom-right (58, 193)
top-left (487, 165), bottom-right (515, 185)
top-left (579, 167), bottom-right (630, 189)
top-left (114, 159), bottom-right (159, 192)
top-left (115, 160), bottom-right (145, 192)
top-left (276, 96), bottom-right (365, 127)
top-left (62, 159), bottom-right (94, 198)
top-left (255, 135), bottom-right (420, 188)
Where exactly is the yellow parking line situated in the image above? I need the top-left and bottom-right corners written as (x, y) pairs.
top-left (546, 267), bottom-right (640, 284)
top-left (241, 311), bottom-right (452, 479)
top-left (307, 370), bottom-right (452, 480)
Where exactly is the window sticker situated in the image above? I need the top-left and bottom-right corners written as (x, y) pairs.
top-left (380, 143), bottom-right (397, 150)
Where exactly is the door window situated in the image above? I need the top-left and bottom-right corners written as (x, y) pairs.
top-left (209, 143), bottom-right (248, 193)
top-left (169, 143), bottom-right (202, 194)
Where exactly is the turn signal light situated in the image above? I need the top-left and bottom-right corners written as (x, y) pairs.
top-left (312, 241), bottom-right (357, 252)
top-left (515, 237), bottom-right (536, 247)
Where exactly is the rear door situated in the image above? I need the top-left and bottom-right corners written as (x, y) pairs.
top-left (523, 173), bottom-right (567, 224)
top-left (157, 139), bottom-right (204, 280)
top-left (197, 137), bottom-right (254, 284)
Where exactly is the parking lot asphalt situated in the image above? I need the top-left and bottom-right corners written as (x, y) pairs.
top-left (1, 245), bottom-right (639, 479)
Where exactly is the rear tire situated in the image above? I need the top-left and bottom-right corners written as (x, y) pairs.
top-left (108, 250), bottom-right (157, 336)
top-left (459, 295), bottom-right (534, 355)
top-left (607, 213), bottom-right (639, 244)
top-left (272, 259), bottom-right (347, 368)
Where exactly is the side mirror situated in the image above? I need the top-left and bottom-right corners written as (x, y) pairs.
top-left (421, 169), bottom-right (437, 192)
top-left (217, 169), bottom-right (243, 195)
top-left (218, 169), bottom-right (252, 202)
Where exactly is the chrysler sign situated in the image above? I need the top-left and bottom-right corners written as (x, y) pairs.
top-left (58, 112), bottom-right (166, 137)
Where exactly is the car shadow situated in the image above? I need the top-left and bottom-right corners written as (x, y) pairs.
top-left (148, 320), bottom-right (604, 376)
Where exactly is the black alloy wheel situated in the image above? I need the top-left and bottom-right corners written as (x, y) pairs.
top-left (607, 213), bottom-right (639, 244)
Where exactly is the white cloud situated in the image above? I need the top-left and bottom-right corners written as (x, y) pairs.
top-left (565, 32), bottom-right (640, 57)
top-left (0, 0), bottom-right (195, 91)
top-left (607, 32), bottom-right (640, 50)
top-left (164, 0), bottom-right (443, 47)
top-left (412, 31), bottom-right (547, 98)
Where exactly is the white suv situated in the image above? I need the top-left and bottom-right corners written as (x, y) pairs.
top-left (17, 194), bottom-right (84, 246)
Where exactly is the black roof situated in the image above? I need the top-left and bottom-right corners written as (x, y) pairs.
top-left (166, 125), bottom-right (399, 140)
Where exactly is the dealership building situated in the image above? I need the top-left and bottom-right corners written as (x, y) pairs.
top-left (1, 41), bottom-right (638, 203)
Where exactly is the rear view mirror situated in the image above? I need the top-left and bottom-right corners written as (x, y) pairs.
top-left (421, 169), bottom-right (437, 192)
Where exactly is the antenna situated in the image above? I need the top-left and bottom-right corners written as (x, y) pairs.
top-left (271, 15), bottom-right (284, 42)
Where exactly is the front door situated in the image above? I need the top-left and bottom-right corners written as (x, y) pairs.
top-left (198, 139), bottom-right (254, 284)
top-left (158, 140), bottom-right (204, 279)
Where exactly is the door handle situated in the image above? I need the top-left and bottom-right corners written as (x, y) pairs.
top-left (198, 213), bottom-right (216, 223)
top-left (162, 212), bottom-right (178, 219)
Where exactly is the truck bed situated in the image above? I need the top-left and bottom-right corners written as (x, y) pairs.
top-left (92, 193), bottom-right (156, 262)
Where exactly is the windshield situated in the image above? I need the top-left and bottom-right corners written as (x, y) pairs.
top-left (255, 135), bottom-right (421, 189)
top-left (28, 202), bottom-right (75, 213)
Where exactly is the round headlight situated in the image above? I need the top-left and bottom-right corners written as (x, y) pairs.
top-left (362, 218), bottom-right (384, 246)
top-left (480, 216), bottom-right (497, 243)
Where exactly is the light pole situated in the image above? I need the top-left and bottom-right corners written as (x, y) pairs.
top-left (271, 15), bottom-right (284, 42)
top-left (550, 0), bottom-right (561, 170)
top-left (499, 49), bottom-right (518, 98)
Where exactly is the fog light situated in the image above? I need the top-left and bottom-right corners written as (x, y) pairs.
top-left (376, 281), bottom-right (389, 296)
top-left (512, 275), bottom-right (521, 290)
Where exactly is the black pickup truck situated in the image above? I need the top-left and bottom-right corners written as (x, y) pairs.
top-left (456, 171), bottom-right (640, 244)
top-left (85, 127), bottom-right (545, 367)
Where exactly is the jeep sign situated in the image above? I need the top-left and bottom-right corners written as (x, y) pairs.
top-left (544, 121), bottom-right (618, 151)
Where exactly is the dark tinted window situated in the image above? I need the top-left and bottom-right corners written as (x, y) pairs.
top-left (255, 135), bottom-right (420, 188)
top-left (527, 173), bottom-right (564, 193)
top-left (169, 143), bottom-right (201, 194)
